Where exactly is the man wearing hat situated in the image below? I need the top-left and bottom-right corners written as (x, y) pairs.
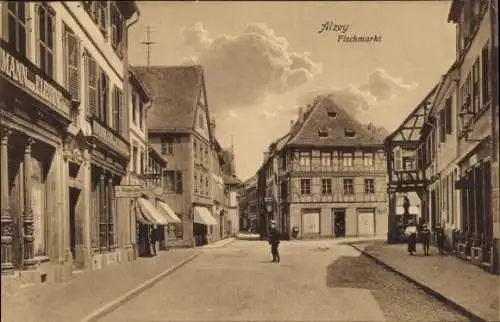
top-left (269, 220), bottom-right (281, 263)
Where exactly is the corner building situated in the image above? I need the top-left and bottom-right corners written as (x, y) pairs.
top-left (0, 1), bottom-right (139, 286)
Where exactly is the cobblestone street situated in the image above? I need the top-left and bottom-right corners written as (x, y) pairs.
top-left (100, 240), bottom-right (467, 322)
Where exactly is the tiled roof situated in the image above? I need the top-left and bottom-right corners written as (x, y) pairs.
top-left (286, 96), bottom-right (384, 147)
top-left (132, 65), bottom-right (204, 132)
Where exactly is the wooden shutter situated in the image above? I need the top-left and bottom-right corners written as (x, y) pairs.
top-left (66, 30), bottom-right (80, 101)
top-left (394, 149), bottom-right (402, 172)
top-left (176, 172), bottom-right (183, 194)
top-left (112, 86), bottom-right (118, 131)
top-left (86, 52), bottom-right (97, 116)
top-left (445, 98), bottom-right (452, 134)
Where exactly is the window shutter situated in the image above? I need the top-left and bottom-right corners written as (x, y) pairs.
top-left (176, 172), bottom-right (183, 194)
top-left (67, 31), bottom-right (80, 101)
top-left (445, 98), bottom-right (452, 134)
top-left (86, 53), bottom-right (97, 116)
top-left (118, 89), bottom-right (123, 134)
top-left (394, 149), bottom-right (402, 171)
top-left (111, 86), bottom-right (118, 131)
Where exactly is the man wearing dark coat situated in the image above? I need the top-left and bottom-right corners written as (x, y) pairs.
top-left (269, 220), bottom-right (281, 263)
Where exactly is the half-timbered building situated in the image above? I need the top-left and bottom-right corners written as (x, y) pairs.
top-left (257, 96), bottom-right (388, 239)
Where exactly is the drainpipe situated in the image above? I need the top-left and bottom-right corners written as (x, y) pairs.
top-left (123, 7), bottom-right (141, 259)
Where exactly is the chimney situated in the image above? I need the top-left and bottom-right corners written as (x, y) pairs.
top-left (289, 120), bottom-right (294, 129)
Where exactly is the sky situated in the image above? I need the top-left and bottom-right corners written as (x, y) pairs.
top-left (128, 1), bottom-right (457, 182)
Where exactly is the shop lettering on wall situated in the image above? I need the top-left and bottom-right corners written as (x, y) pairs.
top-left (92, 119), bottom-right (129, 157)
top-left (0, 47), bottom-right (69, 115)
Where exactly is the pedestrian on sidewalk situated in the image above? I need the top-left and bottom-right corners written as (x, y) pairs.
top-left (269, 220), bottom-right (281, 263)
top-left (405, 218), bottom-right (417, 255)
top-left (436, 222), bottom-right (445, 256)
top-left (150, 225), bottom-right (158, 256)
top-left (420, 222), bottom-right (431, 256)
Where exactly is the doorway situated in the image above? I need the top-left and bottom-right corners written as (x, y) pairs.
top-left (333, 209), bottom-right (346, 238)
top-left (69, 187), bottom-right (80, 261)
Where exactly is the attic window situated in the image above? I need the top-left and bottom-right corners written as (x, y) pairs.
top-left (318, 127), bottom-right (329, 138)
top-left (344, 128), bottom-right (356, 137)
top-left (327, 111), bottom-right (337, 118)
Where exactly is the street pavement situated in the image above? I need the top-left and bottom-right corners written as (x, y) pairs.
top-left (353, 240), bottom-right (500, 321)
top-left (100, 239), bottom-right (467, 322)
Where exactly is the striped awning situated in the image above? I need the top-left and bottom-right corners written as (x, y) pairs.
top-left (193, 206), bottom-right (218, 226)
top-left (137, 198), bottom-right (170, 225)
top-left (157, 200), bottom-right (182, 223)
top-left (396, 206), bottom-right (420, 215)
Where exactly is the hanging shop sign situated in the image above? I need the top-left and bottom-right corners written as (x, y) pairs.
top-left (115, 185), bottom-right (143, 198)
top-left (0, 44), bottom-right (70, 116)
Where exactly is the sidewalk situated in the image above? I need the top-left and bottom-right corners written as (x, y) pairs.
top-left (1, 249), bottom-right (201, 322)
top-left (201, 237), bottom-right (236, 249)
top-left (352, 240), bottom-right (500, 322)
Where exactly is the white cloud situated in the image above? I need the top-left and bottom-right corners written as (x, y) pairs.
top-left (298, 67), bottom-right (418, 117)
top-left (359, 67), bottom-right (418, 101)
top-left (179, 22), bottom-right (321, 112)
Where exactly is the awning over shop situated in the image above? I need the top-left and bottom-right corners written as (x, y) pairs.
top-left (396, 206), bottom-right (420, 215)
top-left (137, 198), bottom-right (170, 225)
top-left (193, 206), bottom-right (218, 226)
top-left (157, 200), bottom-right (182, 223)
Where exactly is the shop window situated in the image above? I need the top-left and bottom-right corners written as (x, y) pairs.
top-left (6, 2), bottom-right (28, 57)
top-left (36, 3), bottom-right (55, 78)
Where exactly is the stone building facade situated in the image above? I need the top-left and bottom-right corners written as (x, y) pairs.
top-left (0, 1), bottom-right (139, 286)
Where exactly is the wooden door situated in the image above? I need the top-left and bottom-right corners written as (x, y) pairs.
top-left (357, 209), bottom-right (375, 236)
top-left (302, 210), bottom-right (320, 235)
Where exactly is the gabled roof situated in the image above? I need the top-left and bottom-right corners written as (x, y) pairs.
top-left (286, 96), bottom-right (384, 147)
top-left (385, 85), bottom-right (438, 144)
top-left (132, 65), bottom-right (204, 132)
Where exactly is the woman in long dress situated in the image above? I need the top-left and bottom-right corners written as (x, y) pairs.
top-left (405, 218), bottom-right (417, 255)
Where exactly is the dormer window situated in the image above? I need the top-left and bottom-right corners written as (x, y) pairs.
top-left (318, 127), bottom-right (329, 138)
top-left (344, 128), bottom-right (356, 137)
top-left (327, 111), bottom-right (337, 118)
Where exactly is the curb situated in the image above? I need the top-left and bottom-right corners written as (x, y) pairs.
top-left (80, 252), bottom-right (202, 322)
top-left (202, 238), bottom-right (237, 249)
top-left (350, 244), bottom-right (487, 322)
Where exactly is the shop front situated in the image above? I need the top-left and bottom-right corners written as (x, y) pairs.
top-left (157, 199), bottom-right (182, 245)
top-left (0, 41), bottom-right (73, 283)
top-left (134, 196), bottom-right (170, 256)
top-left (86, 118), bottom-right (130, 270)
top-left (193, 205), bottom-right (218, 246)
top-left (455, 139), bottom-right (493, 268)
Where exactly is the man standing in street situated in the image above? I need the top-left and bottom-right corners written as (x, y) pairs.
top-left (269, 220), bottom-right (281, 263)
